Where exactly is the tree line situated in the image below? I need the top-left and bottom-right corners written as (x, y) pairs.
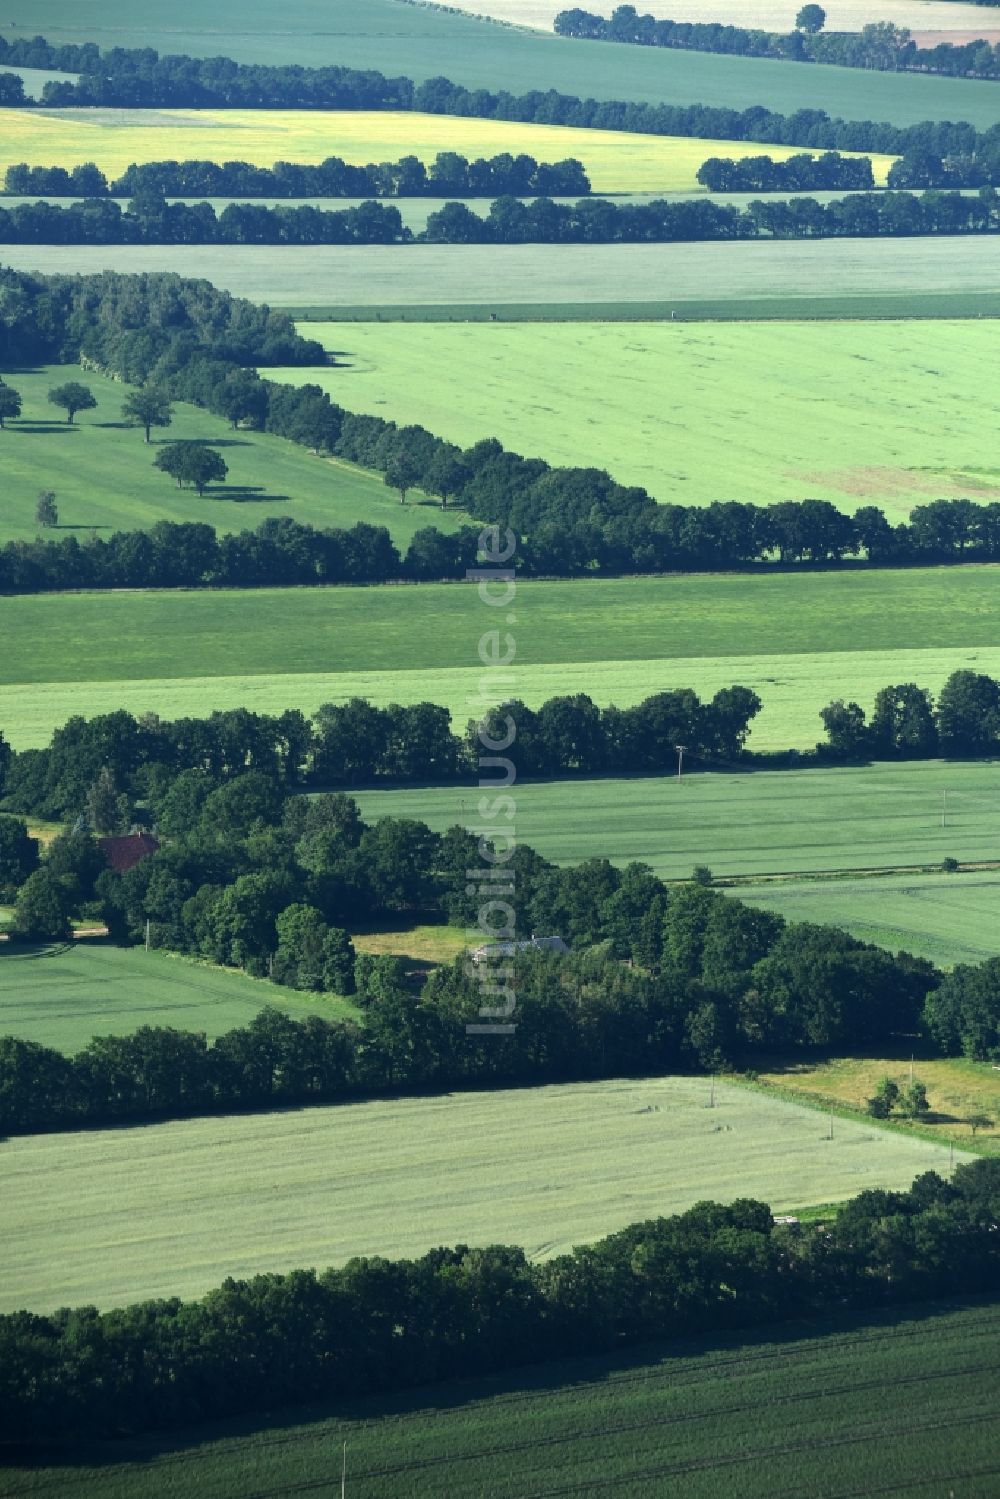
top-left (4, 32), bottom-right (1000, 164)
top-left (819, 669), bottom-right (1000, 762)
top-left (3, 1162), bottom-right (999, 1442)
top-left (554, 6), bottom-right (1000, 80)
top-left (0, 686), bottom-right (760, 828)
top-left (4, 186), bottom-right (999, 246)
top-left (423, 187), bottom-right (999, 243)
top-left (3, 151), bottom-right (590, 199)
top-left (696, 151), bottom-right (874, 191)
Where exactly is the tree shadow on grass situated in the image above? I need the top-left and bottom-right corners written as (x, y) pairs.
top-left (92, 421), bottom-right (134, 430)
top-left (9, 421), bottom-right (77, 435)
top-left (202, 487), bottom-right (290, 502)
top-left (149, 436), bottom-right (253, 449)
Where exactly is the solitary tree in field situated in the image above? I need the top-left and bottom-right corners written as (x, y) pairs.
top-left (795, 4), bottom-right (826, 31)
top-left (121, 387), bottom-right (173, 443)
top-left (0, 383), bottom-right (22, 428)
top-left (35, 490), bottom-right (58, 528)
top-left (968, 1113), bottom-right (993, 1138)
top-left (48, 381), bottom-right (97, 424)
top-left (867, 1077), bottom-right (900, 1119)
top-left (384, 453), bottom-right (421, 505)
top-left (154, 441), bottom-right (228, 496)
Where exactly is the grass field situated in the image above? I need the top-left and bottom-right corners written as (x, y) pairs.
top-left (0, 365), bottom-right (457, 545)
top-left (758, 1054), bottom-right (1000, 1151)
top-left (284, 319), bottom-right (1000, 515)
top-left (4, 239), bottom-right (998, 317)
top-left (2, 0), bottom-right (999, 125)
top-left (0, 942), bottom-right (356, 1053)
top-left (3, 568), bottom-right (998, 749)
top-left (0, 1074), bottom-right (967, 1312)
top-left (730, 868), bottom-right (1000, 968)
top-left (0, 107), bottom-right (893, 193)
top-left (353, 759), bottom-right (1000, 879)
top-left (5, 1301), bottom-right (999, 1498)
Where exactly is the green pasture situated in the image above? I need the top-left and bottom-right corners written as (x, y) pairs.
top-left (354, 759), bottom-right (1000, 883)
top-left (2, 0), bottom-right (998, 125)
top-left (2, 568), bottom-right (998, 749)
top-left (2, 238), bottom-right (998, 317)
top-left (287, 318), bottom-right (1000, 516)
top-left (6, 1301), bottom-right (998, 1498)
top-left (0, 1074), bottom-right (966, 1312)
top-left (0, 364), bottom-right (455, 545)
top-left (730, 867), bottom-right (1000, 969)
top-left (0, 942), bottom-right (356, 1053)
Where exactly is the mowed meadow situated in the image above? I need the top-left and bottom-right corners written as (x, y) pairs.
top-left (0, 107), bottom-right (894, 193)
top-left (3, 569), bottom-right (998, 749)
top-left (4, 1302), bottom-right (998, 1499)
top-left (283, 318), bottom-right (1000, 514)
top-left (0, 364), bottom-right (457, 544)
top-left (0, 1076), bottom-right (967, 1312)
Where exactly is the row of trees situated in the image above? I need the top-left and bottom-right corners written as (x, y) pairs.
top-left (3, 152), bottom-right (590, 200)
top-left (820, 671), bottom-right (1000, 761)
top-left (0, 685), bottom-right (759, 829)
top-left (3, 1162), bottom-right (999, 1441)
top-left (424, 188), bottom-right (1000, 243)
top-left (695, 151), bottom-right (875, 191)
top-left (0, 196), bottom-right (408, 246)
top-left (4, 33), bottom-right (1000, 162)
top-left (554, 6), bottom-right (1000, 79)
top-left (8, 188), bottom-right (999, 246)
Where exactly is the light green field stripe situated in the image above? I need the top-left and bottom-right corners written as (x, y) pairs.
top-left (4, 644), bottom-right (999, 750)
top-left (0, 1075), bottom-right (968, 1312)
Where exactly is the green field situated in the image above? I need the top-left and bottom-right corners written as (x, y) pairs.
top-left (5, 1300), bottom-right (999, 1498)
top-left (3, 568), bottom-right (998, 750)
top-left (730, 868), bottom-right (1000, 968)
top-left (0, 364), bottom-right (456, 544)
top-left (0, 941), bottom-right (356, 1053)
top-left (354, 758), bottom-right (1000, 875)
top-left (4, 238), bottom-right (1000, 319)
top-left (3, 0), bottom-right (999, 125)
top-left (1, 107), bottom-right (891, 192)
top-left (0, 1074), bottom-right (967, 1312)
top-left (283, 319), bottom-right (1000, 516)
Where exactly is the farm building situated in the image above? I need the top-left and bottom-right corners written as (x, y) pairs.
top-left (470, 935), bottom-right (568, 965)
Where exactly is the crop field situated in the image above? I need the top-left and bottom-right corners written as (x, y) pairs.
top-left (5, 1300), bottom-right (999, 1499)
top-left (0, 1074), bottom-right (967, 1312)
top-left (5, 239), bottom-right (999, 318)
top-left (760, 1055), bottom-right (1000, 1151)
top-left (0, 107), bottom-right (892, 193)
top-left (286, 319), bottom-right (1000, 515)
top-left (3, 567), bottom-right (999, 749)
top-left (354, 760), bottom-right (1000, 882)
top-left (3, 0), bottom-right (999, 125)
top-left (729, 868), bottom-right (1000, 968)
top-left (0, 942), bottom-right (356, 1054)
top-left (0, 365), bottom-right (456, 545)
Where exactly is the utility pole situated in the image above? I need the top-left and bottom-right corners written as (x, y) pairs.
top-left (675, 744), bottom-right (687, 779)
top-left (341, 1441), bottom-right (347, 1499)
top-left (709, 1073), bottom-right (715, 1109)
top-left (144, 918), bottom-right (150, 952)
